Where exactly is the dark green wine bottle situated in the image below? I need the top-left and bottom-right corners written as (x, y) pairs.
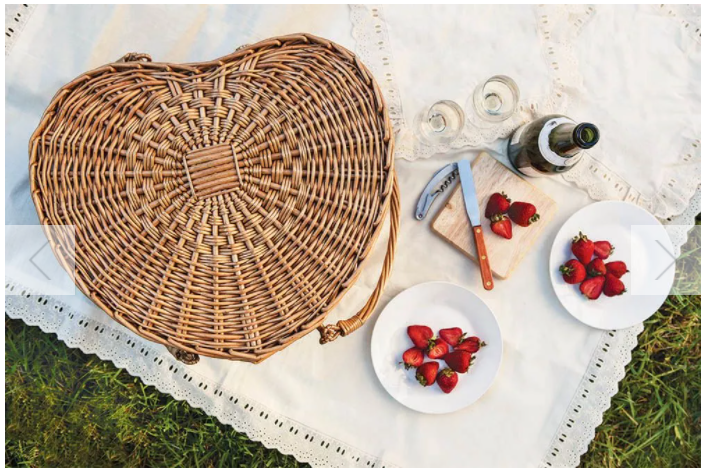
top-left (507, 115), bottom-right (599, 177)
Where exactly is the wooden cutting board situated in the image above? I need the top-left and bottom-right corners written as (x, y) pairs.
top-left (431, 152), bottom-right (557, 279)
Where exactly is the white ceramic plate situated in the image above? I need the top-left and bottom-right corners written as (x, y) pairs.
top-left (549, 201), bottom-right (675, 330)
top-left (371, 281), bottom-right (503, 414)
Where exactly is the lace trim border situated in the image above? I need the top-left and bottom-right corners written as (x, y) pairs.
top-left (351, 4), bottom-right (701, 220)
top-left (540, 192), bottom-right (700, 467)
top-left (5, 4), bottom-right (36, 56)
top-left (5, 280), bottom-right (395, 468)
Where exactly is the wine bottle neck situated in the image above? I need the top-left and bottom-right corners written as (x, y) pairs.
top-left (549, 122), bottom-right (599, 157)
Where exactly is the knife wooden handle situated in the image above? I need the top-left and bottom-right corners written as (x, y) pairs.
top-left (472, 226), bottom-right (494, 290)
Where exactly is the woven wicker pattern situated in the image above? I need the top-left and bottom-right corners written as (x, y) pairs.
top-left (29, 34), bottom-right (398, 363)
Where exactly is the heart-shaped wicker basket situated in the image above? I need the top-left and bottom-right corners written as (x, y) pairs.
top-left (29, 34), bottom-right (399, 364)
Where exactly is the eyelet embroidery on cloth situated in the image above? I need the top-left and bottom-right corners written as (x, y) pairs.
top-left (540, 189), bottom-right (701, 468)
top-left (563, 138), bottom-right (701, 220)
top-left (350, 4), bottom-right (595, 161)
top-left (352, 15), bottom-right (698, 462)
top-left (659, 4), bottom-right (701, 45)
top-left (350, 6), bottom-right (405, 133)
top-left (352, 4), bottom-right (700, 220)
top-left (541, 326), bottom-right (644, 468)
top-left (4, 280), bottom-right (396, 468)
top-left (5, 5), bottom-right (700, 467)
top-left (5, 4), bottom-right (36, 56)
top-left (6, 190), bottom-right (698, 468)
top-left (558, 5), bottom-right (701, 220)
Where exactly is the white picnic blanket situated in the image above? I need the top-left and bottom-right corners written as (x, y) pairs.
top-left (5, 5), bottom-right (700, 467)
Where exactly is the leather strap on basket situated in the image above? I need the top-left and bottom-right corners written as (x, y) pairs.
top-left (318, 171), bottom-right (400, 344)
top-left (117, 52), bottom-right (152, 63)
top-left (166, 345), bottom-right (200, 365)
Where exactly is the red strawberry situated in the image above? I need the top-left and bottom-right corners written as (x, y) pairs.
top-left (606, 261), bottom-right (629, 278)
top-left (426, 338), bottom-right (450, 359)
top-left (400, 347), bottom-right (424, 369)
top-left (415, 361), bottom-right (439, 386)
top-left (485, 192), bottom-right (511, 218)
top-left (407, 325), bottom-right (433, 349)
top-left (580, 276), bottom-right (605, 300)
top-left (437, 368), bottom-right (459, 394)
top-left (593, 240), bottom-right (615, 260)
top-left (586, 258), bottom-right (607, 277)
top-left (490, 214), bottom-right (512, 239)
top-left (559, 259), bottom-right (586, 284)
top-left (571, 231), bottom-right (595, 264)
top-left (444, 350), bottom-right (474, 373)
top-left (508, 201), bottom-right (540, 227)
top-left (603, 273), bottom-right (626, 297)
top-left (439, 327), bottom-right (465, 347)
top-left (455, 336), bottom-right (487, 353)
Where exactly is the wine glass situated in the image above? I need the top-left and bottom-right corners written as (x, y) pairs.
top-left (414, 100), bottom-right (465, 145)
top-left (466, 75), bottom-right (520, 129)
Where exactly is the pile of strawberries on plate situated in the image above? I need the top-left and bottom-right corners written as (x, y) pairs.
top-left (400, 325), bottom-right (486, 394)
top-left (485, 192), bottom-right (539, 239)
top-left (559, 231), bottom-right (629, 300)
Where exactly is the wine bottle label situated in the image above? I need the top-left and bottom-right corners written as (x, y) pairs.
top-left (538, 117), bottom-right (578, 167)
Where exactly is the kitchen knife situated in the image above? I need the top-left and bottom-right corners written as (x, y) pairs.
top-left (457, 159), bottom-right (494, 290)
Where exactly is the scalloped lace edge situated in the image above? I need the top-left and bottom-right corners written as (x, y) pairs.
top-left (5, 4), bottom-right (700, 468)
top-left (541, 194), bottom-right (700, 467)
top-left (540, 324), bottom-right (644, 468)
top-left (553, 4), bottom-right (701, 221)
top-left (6, 207), bottom-right (697, 468)
top-left (562, 137), bottom-right (701, 220)
top-left (5, 4), bottom-right (36, 56)
top-left (350, 4), bottom-right (594, 161)
top-left (5, 282), bottom-right (395, 468)
top-left (350, 11), bottom-right (700, 461)
top-left (352, 4), bottom-right (701, 220)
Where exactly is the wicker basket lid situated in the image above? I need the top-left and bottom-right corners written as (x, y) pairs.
top-left (29, 34), bottom-right (398, 363)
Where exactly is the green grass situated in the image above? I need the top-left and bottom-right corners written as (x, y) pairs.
top-left (5, 322), bottom-right (307, 468)
top-left (579, 220), bottom-right (701, 468)
top-left (6, 222), bottom-right (701, 467)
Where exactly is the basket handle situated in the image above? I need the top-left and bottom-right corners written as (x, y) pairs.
top-left (318, 170), bottom-right (400, 344)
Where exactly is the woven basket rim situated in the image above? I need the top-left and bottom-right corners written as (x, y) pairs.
top-left (29, 33), bottom-right (397, 362)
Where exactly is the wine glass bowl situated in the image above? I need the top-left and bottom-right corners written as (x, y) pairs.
top-left (415, 100), bottom-right (465, 145)
top-left (468, 75), bottom-right (520, 128)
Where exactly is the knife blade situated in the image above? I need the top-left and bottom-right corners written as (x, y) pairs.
top-left (457, 160), bottom-right (481, 227)
top-left (457, 159), bottom-right (494, 291)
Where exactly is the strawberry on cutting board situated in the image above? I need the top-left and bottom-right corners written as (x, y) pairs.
top-left (490, 214), bottom-right (512, 239)
top-left (508, 201), bottom-right (540, 227)
top-left (485, 192), bottom-right (511, 218)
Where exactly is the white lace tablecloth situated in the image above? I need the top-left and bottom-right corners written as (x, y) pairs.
top-left (353, 5), bottom-right (701, 220)
top-left (5, 5), bottom-right (700, 467)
